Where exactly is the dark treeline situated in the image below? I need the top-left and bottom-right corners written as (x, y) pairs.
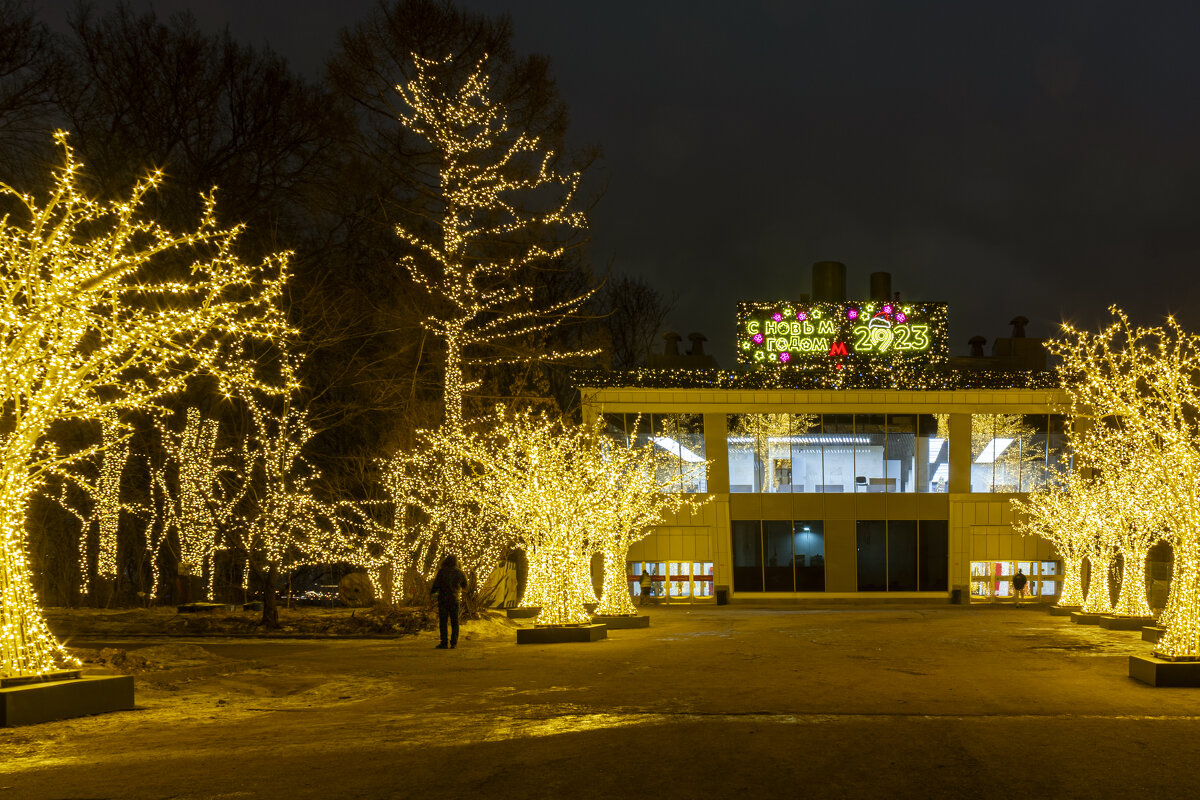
top-left (2, 0), bottom-right (669, 606)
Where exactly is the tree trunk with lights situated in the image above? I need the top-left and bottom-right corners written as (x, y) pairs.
top-left (596, 548), bottom-right (638, 617)
top-left (0, 440), bottom-right (73, 676)
top-left (1113, 544), bottom-right (1151, 617)
top-left (1058, 555), bottom-right (1086, 607)
top-left (261, 561), bottom-right (280, 629)
top-left (1082, 552), bottom-right (1114, 614)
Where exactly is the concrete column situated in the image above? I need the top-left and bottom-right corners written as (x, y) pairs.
top-left (948, 413), bottom-right (972, 494)
top-left (703, 412), bottom-right (729, 493)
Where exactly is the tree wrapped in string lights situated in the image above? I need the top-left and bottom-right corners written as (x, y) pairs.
top-left (423, 410), bottom-right (585, 625)
top-left (590, 419), bottom-right (709, 617)
top-left (232, 388), bottom-right (333, 627)
top-left (0, 133), bottom-right (291, 678)
top-left (383, 52), bottom-right (596, 595)
top-left (1049, 310), bottom-right (1200, 658)
top-left (378, 442), bottom-right (513, 600)
top-left (48, 410), bottom-right (132, 598)
top-left (394, 52), bottom-right (594, 434)
top-left (426, 409), bottom-right (709, 624)
top-left (1012, 480), bottom-right (1089, 608)
top-left (1080, 428), bottom-right (1167, 617)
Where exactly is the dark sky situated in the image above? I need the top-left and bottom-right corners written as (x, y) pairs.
top-left (38, 0), bottom-right (1200, 366)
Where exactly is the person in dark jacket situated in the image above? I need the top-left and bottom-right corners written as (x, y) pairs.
top-left (430, 554), bottom-right (469, 649)
top-left (1013, 568), bottom-right (1028, 607)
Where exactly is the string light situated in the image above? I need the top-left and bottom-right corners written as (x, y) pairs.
top-left (423, 408), bottom-right (709, 626)
top-left (574, 366), bottom-right (1057, 391)
top-left (393, 53), bottom-right (596, 434)
top-left (1047, 309), bottom-right (1200, 658)
top-left (0, 133), bottom-right (292, 677)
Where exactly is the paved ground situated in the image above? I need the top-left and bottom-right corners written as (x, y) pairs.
top-left (3, 603), bottom-right (1199, 799)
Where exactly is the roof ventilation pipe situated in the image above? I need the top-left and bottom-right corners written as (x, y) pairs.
top-left (869, 272), bottom-right (892, 302)
top-left (811, 261), bottom-right (846, 303)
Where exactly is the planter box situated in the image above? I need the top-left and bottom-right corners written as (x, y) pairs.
top-left (1143, 626), bottom-right (1166, 644)
top-left (505, 607), bottom-right (540, 619)
top-left (1070, 612), bottom-right (1105, 625)
top-left (1049, 605), bottom-right (1081, 616)
top-left (177, 602), bottom-right (235, 614)
top-left (1, 673), bottom-right (134, 726)
top-left (1099, 615), bottom-right (1157, 631)
top-left (1130, 655), bottom-right (1200, 687)
top-left (592, 614), bottom-right (650, 629)
top-left (516, 623), bottom-right (607, 644)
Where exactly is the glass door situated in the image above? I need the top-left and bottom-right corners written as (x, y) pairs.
top-left (667, 562), bottom-right (692, 600)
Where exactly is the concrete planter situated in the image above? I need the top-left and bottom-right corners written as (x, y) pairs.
top-left (1070, 611), bottom-right (1105, 625)
top-left (505, 607), bottom-right (540, 619)
top-left (1130, 655), bottom-right (1200, 687)
top-left (516, 623), bottom-right (607, 644)
top-left (592, 614), bottom-right (650, 629)
top-left (1142, 626), bottom-right (1166, 643)
top-left (1099, 615), bottom-right (1157, 631)
top-left (1, 672), bottom-right (134, 726)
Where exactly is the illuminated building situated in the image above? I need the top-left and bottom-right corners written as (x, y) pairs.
top-left (578, 263), bottom-right (1076, 604)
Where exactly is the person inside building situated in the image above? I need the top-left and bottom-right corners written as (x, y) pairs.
top-left (639, 563), bottom-right (653, 606)
top-left (1013, 568), bottom-right (1028, 607)
top-left (430, 554), bottom-right (468, 649)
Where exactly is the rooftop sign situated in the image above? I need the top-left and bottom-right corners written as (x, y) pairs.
top-left (736, 301), bottom-right (949, 367)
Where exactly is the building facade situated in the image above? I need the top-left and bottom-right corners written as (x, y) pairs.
top-left (579, 266), bottom-right (1068, 604)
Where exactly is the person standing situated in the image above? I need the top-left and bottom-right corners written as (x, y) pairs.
top-left (639, 563), bottom-right (653, 606)
top-left (1013, 568), bottom-right (1028, 607)
top-left (430, 554), bottom-right (469, 649)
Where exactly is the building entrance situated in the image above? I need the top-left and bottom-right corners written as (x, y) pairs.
top-left (628, 561), bottom-right (715, 603)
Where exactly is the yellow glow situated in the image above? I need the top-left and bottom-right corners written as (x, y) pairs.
top-left (0, 133), bottom-right (292, 677)
top-left (1048, 309), bottom-right (1197, 657)
top-left (424, 409), bottom-right (709, 626)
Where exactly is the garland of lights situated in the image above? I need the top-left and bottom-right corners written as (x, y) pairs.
top-left (573, 366), bottom-right (1058, 391)
top-left (0, 133), bottom-right (292, 677)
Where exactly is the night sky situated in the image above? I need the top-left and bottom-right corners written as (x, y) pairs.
top-left (37, 0), bottom-right (1200, 366)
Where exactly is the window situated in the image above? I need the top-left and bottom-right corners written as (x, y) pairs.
top-left (822, 414), bottom-right (855, 493)
top-left (732, 519), bottom-right (826, 592)
top-left (856, 520), bottom-right (888, 590)
top-left (728, 413), bottom-right (943, 493)
top-left (917, 414), bottom-right (948, 493)
top-left (793, 521), bottom-right (826, 591)
top-left (858, 520), bottom-right (949, 591)
top-left (789, 414), bottom-right (823, 493)
top-left (971, 415), bottom-right (1069, 493)
top-left (608, 413), bottom-right (707, 493)
top-left (732, 520), bottom-right (763, 592)
top-left (970, 560), bottom-right (1061, 598)
top-left (887, 520), bottom-right (918, 591)
top-left (918, 521), bottom-right (949, 591)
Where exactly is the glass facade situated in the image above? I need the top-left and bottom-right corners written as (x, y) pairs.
top-left (970, 414), bottom-right (1069, 493)
top-left (728, 413), bottom-right (948, 493)
top-left (855, 520), bottom-right (949, 592)
top-left (731, 519), bottom-right (827, 592)
top-left (970, 561), bottom-right (1061, 599)
top-left (629, 561), bottom-right (714, 601)
top-left (605, 413), bottom-right (707, 493)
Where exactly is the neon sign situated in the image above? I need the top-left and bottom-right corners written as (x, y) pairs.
top-left (736, 301), bottom-right (948, 366)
